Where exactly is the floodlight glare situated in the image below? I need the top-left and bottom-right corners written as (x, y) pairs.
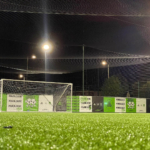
top-left (32, 55), bottom-right (36, 59)
top-left (102, 61), bottom-right (107, 65)
top-left (19, 74), bottom-right (23, 78)
top-left (43, 44), bottom-right (49, 50)
top-left (42, 42), bottom-right (52, 52)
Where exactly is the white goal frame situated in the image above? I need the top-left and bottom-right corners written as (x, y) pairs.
top-left (0, 79), bottom-right (2, 112)
top-left (0, 79), bottom-right (73, 112)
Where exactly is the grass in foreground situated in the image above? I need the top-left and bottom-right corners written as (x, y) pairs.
top-left (0, 113), bottom-right (150, 150)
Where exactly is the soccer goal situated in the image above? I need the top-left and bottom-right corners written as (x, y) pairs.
top-left (0, 79), bottom-right (72, 112)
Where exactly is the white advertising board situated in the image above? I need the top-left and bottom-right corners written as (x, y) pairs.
top-left (79, 96), bottom-right (92, 112)
top-left (136, 98), bottom-right (146, 113)
top-left (115, 97), bottom-right (126, 113)
top-left (38, 95), bottom-right (53, 112)
top-left (7, 94), bottom-right (23, 111)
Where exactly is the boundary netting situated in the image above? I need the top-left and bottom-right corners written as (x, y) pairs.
top-left (1, 46), bottom-right (150, 74)
top-left (0, 0), bottom-right (150, 16)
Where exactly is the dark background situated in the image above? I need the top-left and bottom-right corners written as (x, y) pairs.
top-left (1, 0), bottom-right (150, 95)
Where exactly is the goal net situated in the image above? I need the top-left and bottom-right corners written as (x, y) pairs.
top-left (0, 79), bottom-right (72, 112)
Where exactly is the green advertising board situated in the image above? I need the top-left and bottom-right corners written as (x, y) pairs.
top-left (104, 97), bottom-right (115, 113)
top-left (70, 96), bottom-right (80, 112)
top-left (66, 96), bottom-right (72, 112)
top-left (126, 98), bottom-right (136, 113)
top-left (23, 95), bottom-right (39, 111)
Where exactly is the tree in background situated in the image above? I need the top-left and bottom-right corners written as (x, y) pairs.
top-left (131, 81), bottom-right (139, 97)
top-left (116, 74), bottom-right (129, 96)
top-left (131, 81), bottom-right (150, 98)
top-left (101, 75), bottom-right (121, 96)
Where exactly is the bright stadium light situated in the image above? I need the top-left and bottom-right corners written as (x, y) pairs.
top-left (42, 42), bottom-right (53, 52)
top-left (43, 44), bottom-right (49, 50)
top-left (32, 55), bottom-right (36, 59)
top-left (19, 74), bottom-right (23, 78)
top-left (19, 74), bottom-right (25, 80)
top-left (102, 61), bottom-right (107, 65)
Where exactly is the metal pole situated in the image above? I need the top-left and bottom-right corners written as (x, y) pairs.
top-left (45, 51), bottom-right (46, 94)
top-left (71, 83), bottom-right (73, 113)
top-left (1, 79), bottom-right (3, 112)
top-left (138, 81), bottom-right (140, 98)
top-left (83, 44), bottom-right (84, 96)
top-left (98, 68), bottom-right (99, 96)
top-left (45, 51), bottom-right (46, 82)
top-left (108, 64), bottom-right (109, 79)
top-left (26, 57), bottom-right (28, 80)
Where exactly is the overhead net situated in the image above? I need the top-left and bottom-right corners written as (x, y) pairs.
top-left (0, 0), bottom-right (150, 98)
top-left (0, 46), bottom-right (150, 74)
top-left (0, 0), bottom-right (149, 16)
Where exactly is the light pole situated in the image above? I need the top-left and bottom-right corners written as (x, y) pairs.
top-left (42, 43), bottom-right (52, 81)
top-left (26, 55), bottom-right (36, 80)
top-left (83, 44), bottom-right (84, 96)
top-left (102, 61), bottom-right (109, 79)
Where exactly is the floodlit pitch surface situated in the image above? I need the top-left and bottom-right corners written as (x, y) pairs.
top-left (0, 113), bottom-right (150, 150)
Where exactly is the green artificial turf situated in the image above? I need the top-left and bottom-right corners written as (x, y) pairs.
top-left (0, 113), bottom-right (150, 150)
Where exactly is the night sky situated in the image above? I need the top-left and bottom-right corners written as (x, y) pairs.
top-left (1, 0), bottom-right (150, 91)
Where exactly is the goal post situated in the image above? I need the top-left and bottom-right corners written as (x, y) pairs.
top-left (0, 79), bottom-right (73, 112)
top-left (0, 80), bottom-right (2, 112)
